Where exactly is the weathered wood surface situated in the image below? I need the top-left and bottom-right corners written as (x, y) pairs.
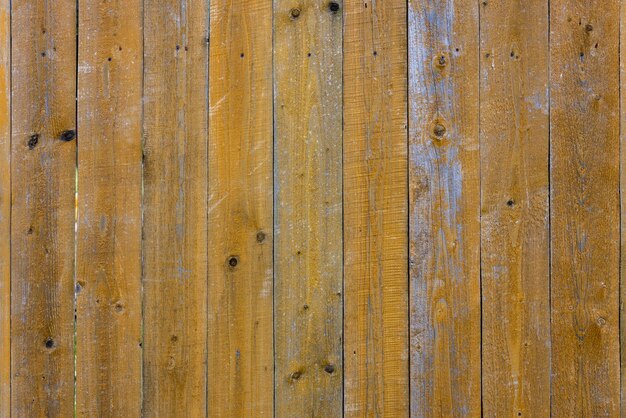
top-left (75, 0), bottom-right (143, 415)
top-left (207, 0), bottom-right (274, 416)
top-left (343, 0), bottom-right (409, 416)
top-left (142, 0), bottom-right (208, 416)
top-left (0, 0), bottom-right (9, 414)
top-left (480, 1), bottom-right (551, 416)
top-left (550, 0), bottom-right (621, 416)
top-left (2, 2), bottom-right (626, 417)
top-left (408, 0), bottom-right (481, 416)
top-left (10, 0), bottom-right (77, 416)
top-left (274, 0), bottom-right (343, 416)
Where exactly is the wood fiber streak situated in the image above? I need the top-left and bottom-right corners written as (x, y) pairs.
top-left (273, 0), bottom-right (343, 416)
top-left (622, 0), bottom-right (626, 414)
top-left (550, 0), bottom-right (620, 415)
top-left (343, 0), bottom-right (408, 416)
top-left (75, 0), bottom-right (143, 415)
top-left (143, 0), bottom-right (208, 416)
top-left (207, 0), bottom-right (274, 416)
top-left (480, 1), bottom-right (550, 416)
top-left (408, 0), bottom-right (481, 416)
top-left (10, 0), bottom-right (76, 415)
top-left (0, 0), bottom-right (9, 414)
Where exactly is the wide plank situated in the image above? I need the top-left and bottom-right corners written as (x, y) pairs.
top-left (207, 0), bottom-right (273, 416)
top-left (274, 0), bottom-right (343, 416)
top-left (10, 0), bottom-right (77, 415)
top-left (75, 0), bottom-right (143, 415)
top-left (408, 0), bottom-right (481, 415)
top-left (480, 1), bottom-right (550, 416)
top-left (550, 1), bottom-right (620, 415)
top-left (142, 0), bottom-right (209, 416)
top-left (343, 0), bottom-right (409, 416)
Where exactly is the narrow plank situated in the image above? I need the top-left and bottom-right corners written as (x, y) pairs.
top-left (622, 0), bottom-right (626, 414)
top-left (142, 0), bottom-right (208, 415)
top-left (0, 0), bottom-right (9, 413)
top-left (273, 1), bottom-right (343, 416)
top-left (550, 1), bottom-right (620, 415)
top-left (479, 1), bottom-right (550, 416)
top-left (408, 0), bottom-right (481, 416)
top-left (343, 0), bottom-right (408, 416)
top-left (207, 0), bottom-right (273, 416)
top-left (75, 0), bottom-right (143, 415)
top-left (10, 0), bottom-right (76, 415)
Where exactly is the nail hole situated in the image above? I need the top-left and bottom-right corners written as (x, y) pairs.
top-left (240, 52), bottom-right (244, 58)
top-left (328, 2), bottom-right (339, 12)
top-left (585, 24), bottom-right (593, 32)
top-left (324, 364), bottom-right (335, 374)
top-left (507, 199), bottom-right (515, 207)
top-left (228, 256), bottom-right (239, 268)
top-left (256, 231), bottom-right (266, 243)
top-left (45, 339), bottom-right (55, 349)
top-left (291, 370), bottom-right (303, 380)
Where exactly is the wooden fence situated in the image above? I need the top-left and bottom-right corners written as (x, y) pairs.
top-left (0, 0), bottom-right (621, 416)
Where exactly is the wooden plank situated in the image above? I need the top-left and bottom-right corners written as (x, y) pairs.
top-left (207, 0), bottom-right (273, 416)
top-left (75, 0), bottom-right (143, 415)
top-left (408, 0), bottom-right (480, 416)
top-left (343, 0), bottom-right (408, 416)
top-left (622, 1), bottom-right (626, 415)
top-left (550, 1), bottom-right (620, 415)
top-left (0, 0), bottom-right (9, 413)
top-left (142, 0), bottom-right (208, 416)
top-left (10, 0), bottom-right (77, 416)
top-left (479, 1), bottom-right (550, 416)
top-left (273, 1), bottom-right (343, 416)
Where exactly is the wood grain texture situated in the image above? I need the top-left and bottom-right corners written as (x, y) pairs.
top-left (10, 0), bottom-right (76, 415)
top-left (550, 1), bottom-right (620, 415)
top-left (0, 0), bottom-right (9, 414)
top-left (479, 1), bottom-right (550, 416)
top-left (622, 1), bottom-right (626, 414)
top-left (207, 0), bottom-right (273, 416)
top-left (75, 0), bottom-right (143, 415)
top-left (343, 0), bottom-right (408, 416)
top-left (408, 0), bottom-right (480, 416)
top-left (273, 0), bottom-right (343, 416)
top-left (142, 0), bottom-right (208, 416)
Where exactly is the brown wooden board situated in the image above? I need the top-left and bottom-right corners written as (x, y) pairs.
top-left (10, 0), bottom-right (77, 415)
top-left (75, 0), bottom-right (143, 415)
top-left (480, 0), bottom-right (551, 416)
top-left (142, 0), bottom-right (209, 416)
top-left (274, 0), bottom-right (343, 416)
top-left (408, 0), bottom-right (481, 415)
top-left (343, 0), bottom-right (409, 416)
top-left (207, 0), bottom-right (274, 416)
top-left (550, 0), bottom-right (621, 415)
